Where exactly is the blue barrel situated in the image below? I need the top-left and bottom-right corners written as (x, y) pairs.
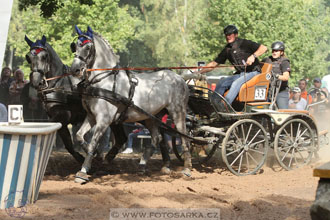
top-left (0, 122), bottom-right (61, 209)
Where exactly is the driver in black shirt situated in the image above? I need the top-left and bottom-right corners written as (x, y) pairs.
top-left (197, 25), bottom-right (267, 106)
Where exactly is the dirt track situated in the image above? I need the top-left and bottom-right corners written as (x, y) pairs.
top-left (1, 146), bottom-right (328, 220)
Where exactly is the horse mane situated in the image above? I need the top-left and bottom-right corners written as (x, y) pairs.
top-left (94, 32), bottom-right (120, 64)
top-left (45, 43), bottom-right (66, 76)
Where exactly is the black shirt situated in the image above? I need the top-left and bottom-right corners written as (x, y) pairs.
top-left (262, 56), bottom-right (291, 91)
top-left (214, 38), bottom-right (261, 73)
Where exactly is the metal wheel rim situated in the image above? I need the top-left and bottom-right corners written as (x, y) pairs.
top-left (274, 118), bottom-right (315, 170)
top-left (221, 119), bottom-right (269, 176)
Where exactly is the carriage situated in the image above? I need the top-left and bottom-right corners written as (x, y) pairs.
top-left (172, 62), bottom-right (328, 176)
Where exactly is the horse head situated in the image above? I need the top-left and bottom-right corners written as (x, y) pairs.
top-left (70, 25), bottom-right (96, 78)
top-left (25, 35), bottom-right (50, 89)
top-left (70, 25), bottom-right (119, 80)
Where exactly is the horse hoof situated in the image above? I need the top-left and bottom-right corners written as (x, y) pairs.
top-left (138, 164), bottom-right (148, 176)
top-left (160, 166), bottom-right (171, 175)
top-left (75, 171), bottom-right (89, 184)
top-left (105, 153), bottom-right (116, 164)
top-left (181, 168), bottom-right (191, 177)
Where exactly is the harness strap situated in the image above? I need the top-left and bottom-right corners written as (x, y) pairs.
top-left (116, 70), bottom-right (138, 123)
top-left (75, 84), bottom-right (207, 145)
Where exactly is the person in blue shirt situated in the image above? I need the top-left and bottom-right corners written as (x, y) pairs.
top-left (0, 102), bottom-right (8, 122)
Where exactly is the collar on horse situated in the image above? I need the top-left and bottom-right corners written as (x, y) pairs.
top-left (38, 64), bottom-right (77, 104)
top-left (76, 66), bottom-right (138, 124)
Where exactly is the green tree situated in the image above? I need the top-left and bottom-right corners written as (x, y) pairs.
top-left (137, 0), bottom-right (208, 68)
top-left (6, 0), bottom-right (140, 76)
top-left (193, 0), bottom-right (330, 85)
top-left (18, 0), bottom-right (93, 18)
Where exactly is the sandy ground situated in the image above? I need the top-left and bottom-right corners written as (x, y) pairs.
top-left (0, 145), bottom-right (329, 220)
top-left (1, 113), bottom-right (329, 220)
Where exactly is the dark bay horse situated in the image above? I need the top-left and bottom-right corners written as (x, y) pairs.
top-left (25, 35), bottom-right (127, 164)
top-left (70, 26), bottom-right (192, 183)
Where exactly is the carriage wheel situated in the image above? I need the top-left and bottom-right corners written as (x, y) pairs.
top-left (274, 118), bottom-right (315, 170)
top-left (172, 134), bottom-right (219, 164)
top-left (222, 119), bottom-right (269, 176)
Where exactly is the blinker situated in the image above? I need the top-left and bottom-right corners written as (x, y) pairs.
top-left (25, 54), bottom-right (31, 64)
top-left (70, 42), bottom-right (76, 53)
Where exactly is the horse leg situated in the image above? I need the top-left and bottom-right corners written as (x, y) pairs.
top-left (75, 121), bottom-right (109, 183)
top-left (83, 125), bottom-right (109, 160)
top-left (48, 106), bottom-right (85, 164)
top-left (57, 126), bottom-right (85, 164)
top-left (75, 117), bottom-right (92, 153)
top-left (94, 127), bottom-right (111, 159)
top-left (105, 124), bottom-right (127, 163)
top-left (168, 109), bottom-right (192, 177)
top-left (159, 130), bottom-right (171, 174)
top-left (140, 119), bottom-right (171, 174)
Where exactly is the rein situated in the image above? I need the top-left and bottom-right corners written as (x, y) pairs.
top-left (44, 62), bottom-right (265, 83)
top-left (43, 64), bottom-right (241, 82)
top-left (86, 64), bottom-right (243, 72)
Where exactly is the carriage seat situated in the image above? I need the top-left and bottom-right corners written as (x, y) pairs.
top-left (232, 63), bottom-right (272, 102)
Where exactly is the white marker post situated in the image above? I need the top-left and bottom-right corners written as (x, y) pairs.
top-left (8, 105), bottom-right (23, 124)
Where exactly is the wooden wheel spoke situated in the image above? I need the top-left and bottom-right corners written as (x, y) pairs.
top-left (281, 146), bottom-right (292, 162)
top-left (283, 128), bottom-right (294, 143)
top-left (233, 129), bottom-right (243, 145)
top-left (295, 147), bottom-right (305, 162)
top-left (237, 152), bottom-right (244, 173)
top-left (245, 123), bottom-right (253, 144)
top-left (279, 145), bottom-right (291, 151)
top-left (248, 147), bottom-right (265, 155)
top-left (288, 148), bottom-right (295, 168)
top-left (246, 152), bottom-right (250, 170)
top-left (226, 147), bottom-right (242, 157)
top-left (247, 151), bottom-right (259, 165)
top-left (241, 124), bottom-right (246, 144)
top-left (247, 129), bottom-right (261, 146)
top-left (230, 149), bottom-right (245, 167)
top-left (294, 123), bottom-right (302, 143)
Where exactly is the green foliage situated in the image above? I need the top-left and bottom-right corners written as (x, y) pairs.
top-left (6, 0), bottom-right (330, 84)
top-left (19, 0), bottom-right (64, 18)
top-left (193, 0), bottom-right (330, 86)
top-left (18, 0), bottom-right (94, 18)
top-left (7, 0), bottom-right (139, 76)
top-left (138, 0), bottom-right (208, 69)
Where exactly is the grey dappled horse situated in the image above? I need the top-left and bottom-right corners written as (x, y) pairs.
top-left (70, 26), bottom-right (192, 183)
top-left (25, 35), bottom-right (126, 164)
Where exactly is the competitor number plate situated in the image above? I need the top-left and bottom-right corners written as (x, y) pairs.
top-left (254, 86), bottom-right (267, 100)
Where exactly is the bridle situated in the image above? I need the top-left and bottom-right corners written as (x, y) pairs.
top-left (27, 46), bottom-right (51, 76)
top-left (73, 35), bottom-right (96, 72)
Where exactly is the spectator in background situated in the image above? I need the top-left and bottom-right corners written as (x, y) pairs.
top-left (298, 79), bottom-right (312, 104)
top-left (0, 67), bottom-right (13, 107)
top-left (9, 69), bottom-right (27, 105)
top-left (0, 102), bottom-right (7, 122)
top-left (310, 77), bottom-right (324, 99)
top-left (322, 74), bottom-right (330, 93)
top-left (122, 123), bottom-right (150, 154)
top-left (289, 87), bottom-right (307, 110)
top-left (20, 73), bottom-right (47, 122)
